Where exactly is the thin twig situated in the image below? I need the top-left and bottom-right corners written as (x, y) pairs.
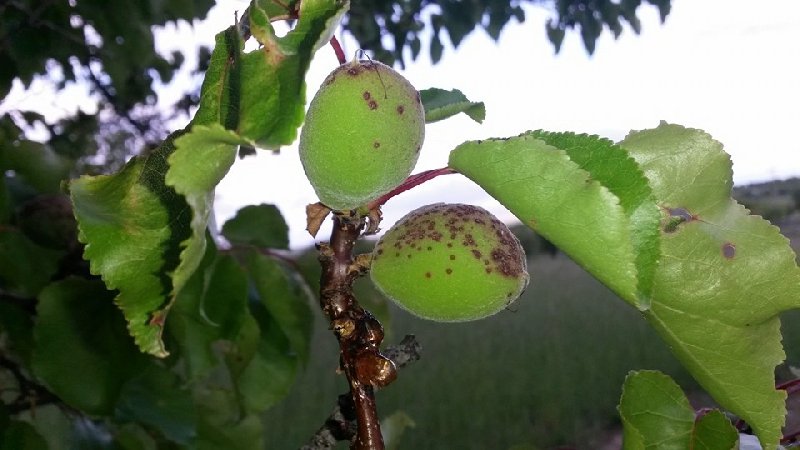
top-left (301, 335), bottom-right (422, 450)
top-left (0, 291), bottom-right (36, 314)
top-left (0, 355), bottom-right (62, 415)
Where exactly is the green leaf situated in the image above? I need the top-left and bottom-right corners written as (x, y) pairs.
top-left (221, 204), bottom-right (290, 249)
top-left (0, 229), bottom-right (62, 297)
top-left (620, 123), bottom-right (800, 449)
top-left (70, 130), bottom-right (192, 357)
top-left (115, 364), bottom-right (197, 445)
top-left (0, 302), bottom-right (34, 366)
top-left (194, 388), bottom-right (264, 450)
top-left (168, 242), bottom-right (250, 380)
top-left (32, 278), bottom-right (145, 415)
top-left (234, 302), bottom-right (300, 412)
top-left (419, 88), bottom-right (485, 124)
top-left (192, 0), bottom-right (347, 148)
top-left (191, 26), bottom-right (243, 131)
top-left (227, 250), bottom-right (315, 412)
top-left (0, 421), bottom-right (48, 450)
top-left (166, 124), bottom-right (246, 302)
top-left (619, 371), bottom-right (738, 450)
top-left (253, 0), bottom-right (300, 19)
top-left (619, 370), bottom-right (694, 450)
top-left (693, 410), bottom-right (739, 450)
top-left (243, 249), bottom-right (314, 363)
top-left (0, 140), bottom-right (71, 194)
top-left (527, 131), bottom-right (661, 304)
top-left (450, 123), bottom-right (800, 448)
top-left (448, 132), bottom-right (650, 303)
top-left (0, 175), bottom-right (11, 222)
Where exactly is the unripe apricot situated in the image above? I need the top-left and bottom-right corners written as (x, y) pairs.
top-left (299, 59), bottom-right (425, 211)
top-left (370, 203), bottom-right (529, 322)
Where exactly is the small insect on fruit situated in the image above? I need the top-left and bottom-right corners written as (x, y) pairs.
top-left (370, 203), bottom-right (529, 322)
top-left (299, 58), bottom-right (425, 211)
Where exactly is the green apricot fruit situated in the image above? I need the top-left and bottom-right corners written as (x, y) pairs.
top-left (299, 59), bottom-right (425, 211)
top-left (370, 203), bottom-right (529, 322)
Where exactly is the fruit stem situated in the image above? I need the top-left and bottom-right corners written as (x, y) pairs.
top-left (368, 167), bottom-right (457, 209)
top-left (318, 213), bottom-right (395, 450)
top-left (330, 36), bottom-right (346, 65)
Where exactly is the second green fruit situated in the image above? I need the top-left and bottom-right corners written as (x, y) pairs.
top-left (370, 203), bottom-right (529, 322)
top-left (299, 60), bottom-right (425, 211)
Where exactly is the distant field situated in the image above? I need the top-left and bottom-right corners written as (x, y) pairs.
top-left (262, 255), bottom-right (702, 449)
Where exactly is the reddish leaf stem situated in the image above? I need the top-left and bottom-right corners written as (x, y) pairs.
top-left (330, 35), bottom-right (346, 65)
top-left (778, 378), bottom-right (800, 395)
top-left (368, 167), bottom-right (456, 209)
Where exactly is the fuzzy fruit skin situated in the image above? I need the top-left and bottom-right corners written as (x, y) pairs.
top-left (370, 203), bottom-right (529, 322)
top-left (299, 60), bottom-right (425, 211)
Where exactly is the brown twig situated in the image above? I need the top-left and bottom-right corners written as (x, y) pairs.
top-left (301, 335), bottom-right (422, 450)
top-left (0, 355), bottom-right (63, 415)
top-left (315, 213), bottom-right (399, 449)
top-left (0, 291), bottom-right (36, 315)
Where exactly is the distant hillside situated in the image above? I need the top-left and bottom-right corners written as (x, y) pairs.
top-left (734, 178), bottom-right (800, 254)
top-left (734, 177), bottom-right (800, 223)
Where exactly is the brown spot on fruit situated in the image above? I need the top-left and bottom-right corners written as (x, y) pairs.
top-left (397, 105), bottom-right (405, 114)
top-left (363, 91), bottom-right (371, 100)
top-left (368, 100), bottom-right (378, 110)
top-left (373, 141), bottom-right (381, 149)
top-left (450, 255), bottom-right (456, 260)
top-left (425, 272), bottom-right (431, 278)
top-left (722, 242), bottom-right (736, 259)
top-left (446, 268), bottom-right (452, 274)
top-left (471, 249), bottom-right (482, 259)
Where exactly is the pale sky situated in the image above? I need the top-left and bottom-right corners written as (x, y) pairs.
top-left (3, 0), bottom-right (799, 250)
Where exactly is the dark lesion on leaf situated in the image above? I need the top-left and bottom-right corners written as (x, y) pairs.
top-left (722, 242), bottom-right (736, 259)
top-left (661, 206), bottom-right (700, 233)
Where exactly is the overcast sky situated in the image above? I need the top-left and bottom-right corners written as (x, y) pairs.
top-left (3, 0), bottom-right (799, 250)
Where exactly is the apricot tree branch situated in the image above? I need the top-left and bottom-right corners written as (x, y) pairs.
top-left (301, 335), bottom-right (422, 450)
top-left (316, 212), bottom-right (398, 450)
